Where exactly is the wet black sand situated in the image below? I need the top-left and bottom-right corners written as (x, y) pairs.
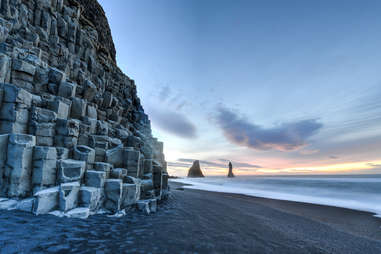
top-left (1, 182), bottom-right (381, 254)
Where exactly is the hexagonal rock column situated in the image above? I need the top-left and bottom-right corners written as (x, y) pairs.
top-left (85, 170), bottom-right (106, 189)
top-left (79, 186), bottom-right (101, 211)
top-left (33, 186), bottom-right (59, 215)
top-left (104, 179), bottom-right (122, 212)
top-left (0, 134), bottom-right (9, 196)
top-left (55, 119), bottom-right (80, 148)
top-left (57, 159), bottom-right (86, 183)
top-left (152, 163), bottom-right (163, 197)
top-left (0, 83), bottom-right (32, 134)
top-left (93, 162), bottom-right (112, 178)
top-left (73, 145), bottom-right (95, 169)
top-left (105, 145), bottom-right (123, 168)
top-left (124, 176), bottom-right (141, 201)
top-left (122, 183), bottom-right (138, 208)
top-left (59, 181), bottom-right (80, 212)
top-left (32, 146), bottom-right (57, 194)
top-left (29, 107), bottom-right (57, 146)
top-left (4, 134), bottom-right (36, 198)
top-left (140, 179), bottom-right (154, 199)
top-left (124, 148), bottom-right (140, 178)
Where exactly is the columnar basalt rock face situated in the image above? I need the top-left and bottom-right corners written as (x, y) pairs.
top-left (0, 0), bottom-right (168, 218)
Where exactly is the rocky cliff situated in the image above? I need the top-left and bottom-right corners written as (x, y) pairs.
top-left (0, 0), bottom-right (168, 218)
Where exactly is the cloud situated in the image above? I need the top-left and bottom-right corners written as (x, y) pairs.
top-left (218, 159), bottom-right (262, 168)
top-left (178, 158), bottom-right (224, 168)
top-left (149, 108), bottom-right (197, 138)
top-left (367, 163), bottom-right (381, 167)
top-left (158, 85), bottom-right (171, 102)
top-left (167, 162), bottom-right (193, 168)
top-left (214, 106), bottom-right (323, 151)
top-left (299, 149), bottom-right (320, 155)
top-left (178, 158), bottom-right (261, 169)
top-left (329, 155), bottom-right (339, 159)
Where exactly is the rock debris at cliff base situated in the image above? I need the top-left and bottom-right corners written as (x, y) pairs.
top-left (0, 0), bottom-right (168, 218)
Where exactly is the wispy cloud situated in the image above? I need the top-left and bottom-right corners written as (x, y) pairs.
top-left (217, 159), bottom-right (262, 168)
top-left (149, 107), bottom-right (197, 138)
top-left (178, 158), bottom-right (224, 168)
top-left (214, 106), bottom-right (323, 151)
top-left (367, 162), bottom-right (381, 167)
top-left (158, 85), bottom-right (171, 102)
top-left (176, 158), bottom-right (261, 169)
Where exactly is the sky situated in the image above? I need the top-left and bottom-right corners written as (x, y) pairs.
top-left (98, 0), bottom-right (381, 176)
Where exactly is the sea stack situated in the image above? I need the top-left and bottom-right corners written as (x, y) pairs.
top-left (227, 162), bottom-right (235, 178)
top-left (187, 160), bottom-right (205, 178)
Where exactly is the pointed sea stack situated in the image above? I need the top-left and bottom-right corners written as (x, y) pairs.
top-left (228, 162), bottom-right (235, 178)
top-left (187, 160), bottom-right (205, 178)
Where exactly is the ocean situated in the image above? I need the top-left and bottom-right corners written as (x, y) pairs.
top-left (171, 174), bottom-right (381, 217)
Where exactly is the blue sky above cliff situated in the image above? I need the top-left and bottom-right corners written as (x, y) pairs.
top-left (99, 0), bottom-right (381, 176)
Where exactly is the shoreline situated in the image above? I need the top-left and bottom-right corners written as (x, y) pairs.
top-left (170, 177), bottom-right (381, 218)
top-left (0, 182), bottom-right (381, 253)
top-left (171, 181), bottom-right (381, 242)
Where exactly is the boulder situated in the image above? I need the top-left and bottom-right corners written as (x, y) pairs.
top-left (65, 207), bottom-right (90, 219)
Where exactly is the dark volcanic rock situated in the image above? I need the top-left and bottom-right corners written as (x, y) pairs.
top-left (76, 0), bottom-right (117, 64)
top-left (0, 0), bottom-right (168, 218)
top-left (227, 162), bottom-right (235, 178)
top-left (187, 160), bottom-right (204, 178)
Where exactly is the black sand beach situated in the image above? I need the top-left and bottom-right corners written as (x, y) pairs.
top-left (1, 182), bottom-right (381, 254)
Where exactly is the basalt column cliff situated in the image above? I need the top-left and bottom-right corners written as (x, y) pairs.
top-left (0, 0), bottom-right (168, 218)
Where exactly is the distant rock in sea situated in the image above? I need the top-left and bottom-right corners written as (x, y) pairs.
top-left (187, 160), bottom-right (205, 178)
top-left (227, 162), bottom-right (235, 178)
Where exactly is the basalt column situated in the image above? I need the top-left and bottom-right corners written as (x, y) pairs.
top-left (0, 0), bottom-right (167, 218)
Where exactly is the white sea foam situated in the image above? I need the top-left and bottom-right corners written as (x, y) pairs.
top-left (171, 175), bottom-right (381, 217)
